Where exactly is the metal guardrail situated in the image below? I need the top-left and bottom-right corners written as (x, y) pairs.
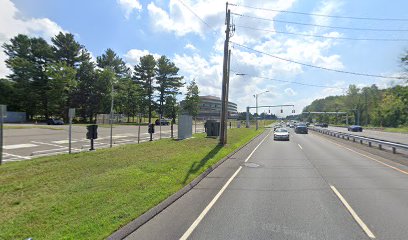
top-left (309, 127), bottom-right (408, 154)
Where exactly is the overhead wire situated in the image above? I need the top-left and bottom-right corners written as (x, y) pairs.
top-left (235, 25), bottom-right (408, 42)
top-left (230, 42), bottom-right (405, 79)
top-left (231, 70), bottom-right (347, 89)
top-left (229, 3), bottom-right (408, 22)
top-left (232, 13), bottom-right (408, 32)
top-left (176, 0), bottom-right (219, 35)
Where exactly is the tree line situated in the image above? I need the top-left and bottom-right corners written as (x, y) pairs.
top-left (301, 50), bottom-right (408, 128)
top-left (0, 32), bottom-right (194, 124)
top-left (303, 84), bottom-right (408, 127)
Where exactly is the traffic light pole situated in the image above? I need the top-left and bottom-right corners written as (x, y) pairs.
top-left (246, 104), bottom-right (295, 129)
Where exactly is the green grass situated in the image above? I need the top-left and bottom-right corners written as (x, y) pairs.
top-left (3, 125), bottom-right (63, 130)
top-left (382, 127), bottom-right (408, 133)
top-left (0, 128), bottom-right (263, 240)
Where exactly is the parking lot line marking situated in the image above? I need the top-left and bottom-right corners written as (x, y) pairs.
top-left (3, 152), bottom-right (31, 160)
top-left (330, 185), bottom-right (376, 239)
top-left (3, 144), bottom-right (38, 150)
top-left (52, 140), bottom-right (77, 144)
top-left (31, 141), bottom-right (66, 148)
top-left (112, 135), bottom-right (129, 139)
top-left (298, 144), bottom-right (303, 150)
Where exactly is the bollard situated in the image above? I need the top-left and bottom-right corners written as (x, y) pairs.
top-left (368, 142), bottom-right (372, 147)
top-left (378, 144), bottom-right (382, 150)
top-left (360, 140), bottom-right (363, 144)
top-left (392, 147), bottom-right (396, 154)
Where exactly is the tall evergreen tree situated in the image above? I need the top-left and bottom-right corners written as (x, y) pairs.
top-left (51, 32), bottom-right (82, 68)
top-left (72, 49), bottom-right (98, 122)
top-left (155, 55), bottom-right (184, 117)
top-left (3, 34), bottom-right (39, 119)
top-left (45, 62), bottom-right (77, 118)
top-left (133, 55), bottom-right (156, 124)
top-left (97, 48), bottom-right (129, 78)
top-left (183, 79), bottom-right (200, 118)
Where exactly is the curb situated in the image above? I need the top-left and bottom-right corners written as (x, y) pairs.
top-left (107, 129), bottom-right (267, 240)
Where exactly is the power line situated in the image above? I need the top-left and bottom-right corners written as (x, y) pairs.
top-left (229, 3), bottom-right (408, 22)
top-left (235, 25), bottom-right (408, 42)
top-left (176, 0), bottom-right (218, 34)
top-left (231, 70), bottom-right (347, 89)
top-left (230, 42), bottom-right (405, 79)
top-left (232, 13), bottom-right (408, 32)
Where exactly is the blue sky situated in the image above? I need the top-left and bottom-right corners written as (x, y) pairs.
top-left (1, 0), bottom-right (407, 115)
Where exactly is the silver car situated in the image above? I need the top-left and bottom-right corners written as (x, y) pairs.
top-left (273, 128), bottom-right (290, 141)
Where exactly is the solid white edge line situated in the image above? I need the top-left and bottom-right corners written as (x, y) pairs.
top-left (298, 144), bottom-right (303, 150)
top-left (330, 185), bottom-right (376, 239)
top-left (180, 130), bottom-right (271, 239)
top-left (179, 166), bottom-right (243, 240)
top-left (244, 130), bottom-right (271, 163)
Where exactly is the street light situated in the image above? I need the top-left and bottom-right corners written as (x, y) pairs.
top-left (254, 90), bottom-right (269, 130)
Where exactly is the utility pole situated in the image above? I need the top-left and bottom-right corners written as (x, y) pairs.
top-left (110, 79), bottom-right (114, 148)
top-left (219, 2), bottom-right (232, 145)
top-left (255, 94), bottom-right (259, 130)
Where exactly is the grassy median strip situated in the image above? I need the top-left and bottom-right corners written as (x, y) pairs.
top-left (0, 128), bottom-right (263, 239)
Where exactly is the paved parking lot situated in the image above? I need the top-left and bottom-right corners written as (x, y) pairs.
top-left (2, 124), bottom-right (205, 163)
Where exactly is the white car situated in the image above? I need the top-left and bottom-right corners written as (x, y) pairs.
top-left (273, 128), bottom-right (290, 141)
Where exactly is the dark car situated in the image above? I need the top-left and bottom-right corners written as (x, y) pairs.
top-left (295, 125), bottom-right (308, 134)
top-left (46, 118), bottom-right (64, 125)
top-left (348, 125), bottom-right (363, 132)
top-left (155, 119), bottom-right (170, 126)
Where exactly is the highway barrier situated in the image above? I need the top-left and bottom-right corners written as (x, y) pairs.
top-left (309, 127), bottom-right (408, 155)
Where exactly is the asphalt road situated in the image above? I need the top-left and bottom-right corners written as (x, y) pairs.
top-left (1, 124), bottom-right (205, 162)
top-left (126, 128), bottom-right (408, 240)
top-left (326, 126), bottom-right (408, 144)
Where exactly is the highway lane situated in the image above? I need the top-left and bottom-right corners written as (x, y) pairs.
top-left (126, 128), bottom-right (408, 240)
top-left (326, 126), bottom-right (408, 145)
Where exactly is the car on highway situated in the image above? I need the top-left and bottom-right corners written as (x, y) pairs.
top-left (273, 128), bottom-right (290, 141)
top-left (46, 118), bottom-right (64, 125)
top-left (273, 125), bottom-right (283, 131)
top-left (315, 123), bottom-right (328, 128)
top-left (295, 125), bottom-right (308, 134)
top-left (348, 125), bottom-right (363, 132)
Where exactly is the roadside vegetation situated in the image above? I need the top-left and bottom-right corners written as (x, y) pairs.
top-left (302, 84), bottom-right (408, 128)
top-left (0, 128), bottom-right (263, 239)
top-left (3, 125), bottom-right (64, 130)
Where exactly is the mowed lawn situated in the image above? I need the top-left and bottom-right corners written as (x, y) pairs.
top-left (0, 128), bottom-right (263, 239)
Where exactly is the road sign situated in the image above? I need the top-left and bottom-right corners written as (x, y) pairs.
top-left (68, 108), bottom-right (75, 120)
top-left (0, 105), bottom-right (7, 118)
top-left (0, 105), bottom-right (5, 165)
top-left (68, 108), bottom-right (75, 154)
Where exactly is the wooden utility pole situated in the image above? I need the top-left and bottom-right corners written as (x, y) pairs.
top-left (219, 2), bottom-right (231, 145)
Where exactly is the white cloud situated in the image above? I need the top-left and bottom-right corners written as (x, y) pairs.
top-left (146, 0), bottom-right (224, 37)
top-left (284, 88), bottom-right (297, 96)
top-left (123, 49), bottom-right (161, 66)
top-left (0, 0), bottom-right (66, 78)
top-left (184, 43), bottom-right (197, 51)
top-left (117, 0), bottom-right (142, 19)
